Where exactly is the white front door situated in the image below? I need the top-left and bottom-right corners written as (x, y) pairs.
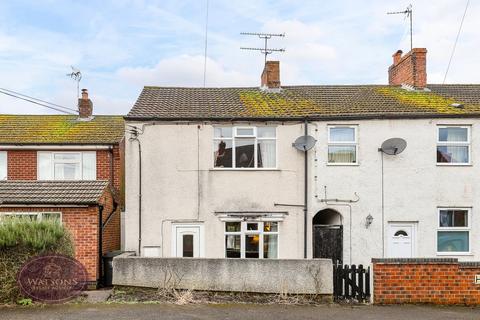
top-left (172, 224), bottom-right (204, 257)
top-left (387, 222), bottom-right (416, 258)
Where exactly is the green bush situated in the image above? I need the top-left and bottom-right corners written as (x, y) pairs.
top-left (0, 217), bottom-right (74, 304)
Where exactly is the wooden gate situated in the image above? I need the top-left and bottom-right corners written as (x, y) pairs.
top-left (333, 264), bottom-right (371, 302)
top-left (313, 225), bottom-right (343, 264)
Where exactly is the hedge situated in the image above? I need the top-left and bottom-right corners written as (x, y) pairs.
top-left (0, 217), bottom-right (74, 304)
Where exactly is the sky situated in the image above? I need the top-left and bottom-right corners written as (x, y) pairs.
top-left (0, 0), bottom-right (477, 115)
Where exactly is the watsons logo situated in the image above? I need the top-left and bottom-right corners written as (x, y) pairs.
top-left (17, 255), bottom-right (88, 303)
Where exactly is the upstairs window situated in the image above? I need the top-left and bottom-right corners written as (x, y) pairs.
top-left (38, 151), bottom-right (96, 180)
top-left (0, 151), bottom-right (6, 180)
top-left (328, 126), bottom-right (358, 164)
top-left (437, 126), bottom-right (470, 165)
top-left (214, 126), bottom-right (276, 169)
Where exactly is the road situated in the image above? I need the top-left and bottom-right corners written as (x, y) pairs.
top-left (1, 303), bottom-right (480, 319)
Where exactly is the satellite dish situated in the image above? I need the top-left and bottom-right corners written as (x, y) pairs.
top-left (380, 138), bottom-right (407, 155)
top-left (293, 135), bottom-right (317, 151)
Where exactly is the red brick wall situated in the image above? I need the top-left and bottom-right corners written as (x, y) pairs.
top-left (96, 145), bottom-right (123, 206)
top-left (5, 146), bottom-right (123, 206)
top-left (98, 187), bottom-right (121, 254)
top-left (373, 258), bottom-right (480, 305)
top-left (388, 48), bottom-right (427, 88)
top-left (7, 150), bottom-right (37, 180)
top-left (5, 147), bottom-right (122, 186)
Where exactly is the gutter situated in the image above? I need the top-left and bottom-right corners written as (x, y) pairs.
top-left (0, 144), bottom-right (117, 149)
top-left (124, 112), bottom-right (480, 123)
top-left (0, 204), bottom-right (90, 208)
top-left (0, 202), bottom-right (99, 206)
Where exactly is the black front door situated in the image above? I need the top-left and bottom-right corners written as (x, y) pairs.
top-left (313, 225), bottom-right (343, 264)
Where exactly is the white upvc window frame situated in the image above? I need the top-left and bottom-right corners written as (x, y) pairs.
top-left (213, 126), bottom-right (277, 170)
top-left (327, 125), bottom-right (358, 165)
top-left (0, 212), bottom-right (62, 223)
top-left (224, 221), bottom-right (279, 259)
top-left (436, 207), bottom-right (471, 255)
top-left (0, 151), bottom-right (7, 180)
top-left (436, 125), bottom-right (471, 166)
top-left (37, 151), bottom-right (96, 180)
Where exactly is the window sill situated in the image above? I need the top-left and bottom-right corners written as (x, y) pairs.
top-left (436, 163), bottom-right (472, 167)
top-left (326, 163), bottom-right (359, 166)
top-left (210, 168), bottom-right (281, 171)
top-left (436, 252), bottom-right (473, 256)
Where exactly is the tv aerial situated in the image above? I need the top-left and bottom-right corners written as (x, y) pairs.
top-left (240, 32), bottom-right (285, 63)
top-left (67, 66), bottom-right (82, 99)
top-left (387, 4), bottom-right (413, 50)
top-left (293, 135), bottom-right (317, 151)
top-left (379, 138), bottom-right (407, 155)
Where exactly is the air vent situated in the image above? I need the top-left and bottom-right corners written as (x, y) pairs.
top-left (450, 103), bottom-right (464, 109)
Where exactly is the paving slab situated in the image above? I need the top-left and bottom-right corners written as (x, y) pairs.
top-left (83, 289), bottom-right (113, 303)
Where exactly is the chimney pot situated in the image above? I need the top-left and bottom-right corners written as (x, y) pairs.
top-left (261, 61), bottom-right (281, 89)
top-left (392, 50), bottom-right (403, 65)
top-left (81, 88), bottom-right (88, 99)
top-left (78, 88), bottom-right (93, 118)
top-left (388, 48), bottom-right (427, 89)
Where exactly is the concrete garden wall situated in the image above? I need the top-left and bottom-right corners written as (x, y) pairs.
top-left (113, 253), bottom-right (333, 295)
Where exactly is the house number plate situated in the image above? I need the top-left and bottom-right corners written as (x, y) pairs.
top-left (475, 275), bottom-right (480, 285)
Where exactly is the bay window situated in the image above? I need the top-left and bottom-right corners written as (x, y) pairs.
top-left (38, 151), bottom-right (96, 180)
top-left (437, 208), bottom-right (470, 254)
top-left (225, 221), bottom-right (278, 259)
top-left (328, 126), bottom-right (358, 164)
top-left (214, 126), bottom-right (276, 169)
top-left (437, 126), bottom-right (470, 164)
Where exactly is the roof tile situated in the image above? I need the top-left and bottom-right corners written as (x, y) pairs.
top-left (127, 85), bottom-right (480, 120)
top-left (0, 115), bottom-right (124, 144)
top-left (0, 180), bottom-right (109, 205)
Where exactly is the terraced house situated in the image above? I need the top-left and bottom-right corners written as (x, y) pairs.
top-left (124, 48), bottom-right (480, 266)
top-left (0, 89), bottom-right (125, 286)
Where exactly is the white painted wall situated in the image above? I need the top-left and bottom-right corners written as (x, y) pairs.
top-left (311, 118), bottom-right (480, 265)
top-left (124, 122), bottom-right (306, 259)
top-left (125, 118), bottom-right (480, 265)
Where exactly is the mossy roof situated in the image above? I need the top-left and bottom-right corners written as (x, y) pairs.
top-left (127, 84), bottom-right (480, 120)
top-left (0, 115), bottom-right (124, 144)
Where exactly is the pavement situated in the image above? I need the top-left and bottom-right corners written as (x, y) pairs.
top-left (0, 303), bottom-right (479, 320)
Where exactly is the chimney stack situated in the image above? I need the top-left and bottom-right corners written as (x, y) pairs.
top-left (261, 61), bottom-right (280, 89)
top-left (388, 48), bottom-right (427, 89)
top-left (78, 89), bottom-right (93, 118)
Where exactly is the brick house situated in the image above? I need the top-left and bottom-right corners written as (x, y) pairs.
top-left (0, 90), bottom-right (124, 286)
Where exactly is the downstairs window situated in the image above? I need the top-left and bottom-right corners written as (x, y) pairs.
top-left (437, 208), bottom-right (470, 253)
top-left (0, 212), bottom-right (61, 222)
top-left (225, 221), bottom-right (278, 259)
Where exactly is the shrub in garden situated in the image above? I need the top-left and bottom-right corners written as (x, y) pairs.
top-left (0, 217), bottom-right (74, 304)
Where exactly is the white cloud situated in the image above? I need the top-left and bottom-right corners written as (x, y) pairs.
top-left (118, 54), bottom-right (257, 87)
top-left (0, 0), bottom-right (478, 116)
